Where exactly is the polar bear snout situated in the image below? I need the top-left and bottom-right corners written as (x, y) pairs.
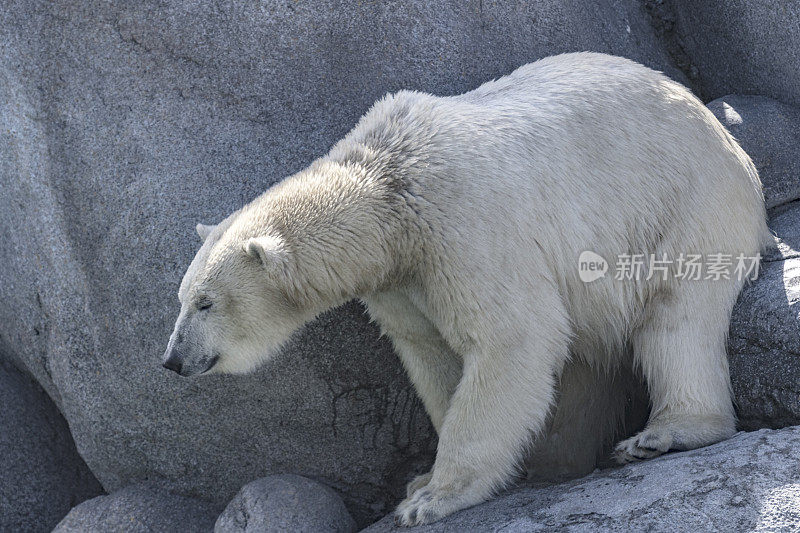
top-left (162, 345), bottom-right (183, 374)
top-left (162, 331), bottom-right (219, 377)
top-left (162, 301), bottom-right (227, 376)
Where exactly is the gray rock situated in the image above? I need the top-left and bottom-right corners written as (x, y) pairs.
top-left (729, 202), bottom-right (800, 430)
top-left (0, 359), bottom-right (103, 532)
top-left (215, 474), bottom-right (356, 533)
top-left (0, 0), bottom-right (684, 525)
top-left (364, 426), bottom-right (800, 532)
top-left (653, 0), bottom-right (800, 107)
top-left (53, 484), bottom-right (217, 533)
top-left (708, 95), bottom-right (800, 210)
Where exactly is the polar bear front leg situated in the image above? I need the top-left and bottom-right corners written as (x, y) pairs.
top-left (363, 292), bottom-right (462, 434)
top-left (394, 337), bottom-right (568, 526)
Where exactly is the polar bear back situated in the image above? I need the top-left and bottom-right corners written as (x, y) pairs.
top-left (329, 52), bottom-right (769, 358)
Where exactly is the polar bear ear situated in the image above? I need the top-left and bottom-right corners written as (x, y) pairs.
top-left (244, 235), bottom-right (289, 273)
top-left (196, 223), bottom-right (216, 241)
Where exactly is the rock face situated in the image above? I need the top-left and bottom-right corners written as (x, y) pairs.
top-left (654, 0), bottom-right (800, 107)
top-left (215, 474), bottom-right (356, 533)
top-left (53, 484), bottom-right (217, 533)
top-left (365, 426), bottom-right (800, 532)
top-left (0, 360), bottom-right (103, 532)
top-left (729, 202), bottom-right (800, 430)
top-left (0, 0), bottom-right (686, 525)
top-left (707, 95), bottom-right (800, 210)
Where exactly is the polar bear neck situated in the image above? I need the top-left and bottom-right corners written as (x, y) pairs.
top-left (237, 156), bottom-right (419, 309)
top-left (226, 91), bottom-right (439, 309)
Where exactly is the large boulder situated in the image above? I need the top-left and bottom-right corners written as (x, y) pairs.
top-left (53, 484), bottom-right (217, 533)
top-left (0, 0), bottom-right (685, 525)
top-left (653, 0), bottom-right (800, 107)
top-left (707, 95), bottom-right (800, 210)
top-left (0, 360), bottom-right (103, 532)
top-left (215, 474), bottom-right (356, 533)
top-left (729, 202), bottom-right (800, 430)
top-left (365, 426), bottom-right (800, 531)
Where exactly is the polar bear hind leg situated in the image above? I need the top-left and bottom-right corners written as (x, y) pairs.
top-left (615, 280), bottom-right (738, 463)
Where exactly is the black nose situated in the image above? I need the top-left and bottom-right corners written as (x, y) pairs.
top-left (163, 348), bottom-right (183, 374)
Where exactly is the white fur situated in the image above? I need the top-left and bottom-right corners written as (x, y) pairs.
top-left (195, 223), bottom-right (215, 241)
top-left (168, 53), bottom-right (771, 525)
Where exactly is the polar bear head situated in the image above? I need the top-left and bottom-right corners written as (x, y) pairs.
top-left (162, 218), bottom-right (317, 377)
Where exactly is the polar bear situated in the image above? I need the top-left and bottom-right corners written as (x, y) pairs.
top-left (163, 52), bottom-right (770, 525)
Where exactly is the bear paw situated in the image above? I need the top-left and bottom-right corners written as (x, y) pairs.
top-left (394, 484), bottom-right (466, 527)
top-left (613, 429), bottom-right (673, 464)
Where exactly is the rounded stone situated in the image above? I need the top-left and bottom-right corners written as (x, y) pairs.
top-left (215, 475), bottom-right (356, 533)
